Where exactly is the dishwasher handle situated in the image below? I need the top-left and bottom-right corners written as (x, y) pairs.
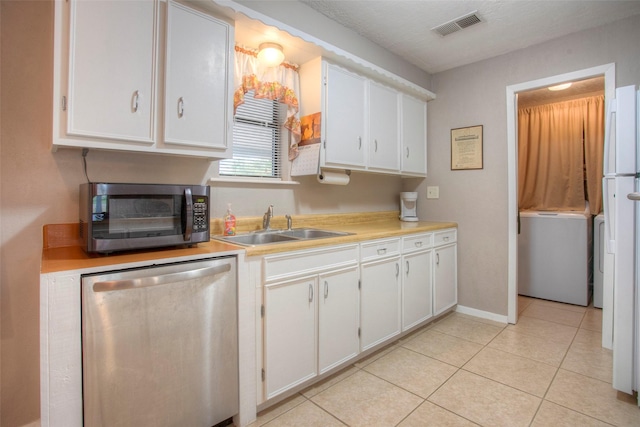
top-left (93, 263), bottom-right (232, 292)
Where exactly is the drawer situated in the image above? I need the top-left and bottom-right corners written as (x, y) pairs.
top-left (402, 233), bottom-right (433, 253)
top-left (434, 228), bottom-right (457, 246)
top-left (264, 244), bottom-right (359, 282)
top-left (360, 238), bottom-right (400, 262)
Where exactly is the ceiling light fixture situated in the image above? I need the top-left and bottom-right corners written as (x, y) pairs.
top-left (257, 42), bottom-right (284, 67)
top-left (548, 83), bottom-right (572, 91)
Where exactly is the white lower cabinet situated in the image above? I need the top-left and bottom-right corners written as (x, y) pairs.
top-left (360, 238), bottom-right (401, 351)
top-left (260, 229), bottom-right (457, 403)
top-left (401, 233), bottom-right (434, 330)
top-left (262, 245), bottom-right (359, 400)
top-left (318, 267), bottom-right (360, 374)
top-left (433, 229), bottom-right (458, 316)
top-left (264, 276), bottom-right (318, 400)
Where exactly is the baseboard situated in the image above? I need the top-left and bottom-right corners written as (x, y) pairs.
top-left (21, 421), bottom-right (40, 427)
top-left (456, 305), bottom-right (509, 324)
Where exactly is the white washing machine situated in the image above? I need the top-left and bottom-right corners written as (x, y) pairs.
top-left (518, 209), bottom-right (592, 306)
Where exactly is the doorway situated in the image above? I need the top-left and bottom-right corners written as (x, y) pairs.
top-left (505, 64), bottom-right (616, 335)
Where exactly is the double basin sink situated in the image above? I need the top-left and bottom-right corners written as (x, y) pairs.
top-left (214, 228), bottom-right (353, 246)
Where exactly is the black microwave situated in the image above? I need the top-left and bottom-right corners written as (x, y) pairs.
top-left (79, 183), bottom-right (210, 253)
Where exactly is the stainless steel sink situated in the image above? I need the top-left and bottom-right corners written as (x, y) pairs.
top-left (280, 228), bottom-right (351, 239)
top-left (213, 228), bottom-right (352, 247)
top-left (217, 232), bottom-right (299, 246)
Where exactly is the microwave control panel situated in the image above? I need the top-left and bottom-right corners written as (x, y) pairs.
top-left (193, 197), bottom-right (209, 232)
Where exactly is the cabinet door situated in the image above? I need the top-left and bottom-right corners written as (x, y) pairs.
top-left (434, 243), bottom-right (457, 316)
top-left (67, 0), bottom-right (156, 143)
top-left (369, 82), bottom-right (400, 172)
top-left (318, 266), bottom-right (360, 374)
top-left (324, 63), bottom-right (367, 169)
top-left (164, 2), bottom-right (231, 149)
top-left (401, 94), bottom-right (427, 176)
top-left (360, 257), bottom-right (401, 351)
top-left (264, 277), bottom-right (317, 399)
top-left (403, 250), bottom-right (433, 330)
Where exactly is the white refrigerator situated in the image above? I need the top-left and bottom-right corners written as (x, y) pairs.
top-left (603, 84), bottom-right (639, 400)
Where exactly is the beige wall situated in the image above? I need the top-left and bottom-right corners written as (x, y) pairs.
top-left (406, 15), bottom-right (640, 316)
top-left (0, 2), bottom-right (403, 425)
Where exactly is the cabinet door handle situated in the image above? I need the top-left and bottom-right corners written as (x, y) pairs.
top-left (374, 139), bottom-right (378, 152)
top-left (396, 262), bottom-right (400, 278)
top-left (436, 253), bottom-right (440, 266)
top-left (324, 281), bottom-right (328, 299)
top-left (309, 283), bottom-right (314, 302)
top-left (177, 97), bottom-right (185, 118)
top-left (358, 136), bottom-right (362, 150)
top-left (406, 260), bottom-right (410, 275)
top-left (131, 90), bottom-right (140, 112)
top-left (406, 147), bottom-right (410, 158)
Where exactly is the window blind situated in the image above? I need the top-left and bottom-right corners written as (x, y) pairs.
top-left (220, 91), bottom-right (281, 178)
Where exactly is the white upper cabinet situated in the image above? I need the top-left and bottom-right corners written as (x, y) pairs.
top-left (369, 81), bottom-right (400, 172)
top-left (66, 0), bottom-right (156, 143)
top-left (299, 57), bottom-right (427, 176)
top-left (401, 94), bottom-right (427, 176)
top-left (323, 62), bottom-right (367, 169)
top-left (54, 0), bottom-right (234, 159)
top-left (163, 2), bottom-right (230, 149)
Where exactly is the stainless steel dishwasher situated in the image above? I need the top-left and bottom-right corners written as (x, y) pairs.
top-left (81, 256), bottom-right (238, 427)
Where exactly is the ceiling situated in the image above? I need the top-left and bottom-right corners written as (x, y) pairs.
top-left (518, 76), bottom-right (604, 108)
top-left (297, 1), bottom-right (640, 74)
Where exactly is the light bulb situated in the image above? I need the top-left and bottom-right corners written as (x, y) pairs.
top-left (257, 43), bottom-right (285, 67)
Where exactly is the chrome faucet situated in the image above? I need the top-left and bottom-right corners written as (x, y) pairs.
top-left (285, 214), bottom-right (292, 230)
top-left (263, 205), bottom-right (274, 230)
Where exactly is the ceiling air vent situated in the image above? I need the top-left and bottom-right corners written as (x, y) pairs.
top-left (432, 11), bottom-right (483, 37)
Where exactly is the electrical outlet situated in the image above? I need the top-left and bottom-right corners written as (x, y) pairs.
top-left (426, 186), bottom-right (439, 199)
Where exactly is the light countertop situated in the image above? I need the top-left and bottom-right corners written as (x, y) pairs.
top-left (42, 211), bottom-right (457, 273)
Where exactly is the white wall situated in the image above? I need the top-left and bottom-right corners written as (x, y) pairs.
top-left (405, 14), bottom-right (640, 316)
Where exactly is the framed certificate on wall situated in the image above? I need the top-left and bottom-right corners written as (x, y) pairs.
top-left (451, 125), bottom-right (483, 170)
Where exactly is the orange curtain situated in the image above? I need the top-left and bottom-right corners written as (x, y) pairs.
top-left (583, 96), bottom-right (605, 214)
top-left (518, 96), bottom-right (604, 213)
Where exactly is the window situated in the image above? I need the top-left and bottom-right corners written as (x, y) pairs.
top-left (219, 91), bottom-right (282, 178)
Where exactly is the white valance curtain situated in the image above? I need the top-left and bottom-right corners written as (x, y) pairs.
top-left (233, 46), bottom-right (301, 160)
top-left (518, 95), bottom-right (605, 214)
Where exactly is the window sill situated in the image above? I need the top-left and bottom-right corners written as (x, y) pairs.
top-left (209, 177), bottom-right (300, 185)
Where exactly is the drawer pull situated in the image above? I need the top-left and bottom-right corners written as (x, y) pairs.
top-left (414, 241), bottom-right (423, 248)
top-left (443, 236), bottom-right (450, 241)
top-left (377, 248), bottom-right (387, 255)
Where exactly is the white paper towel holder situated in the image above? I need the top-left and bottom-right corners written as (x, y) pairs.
top-left (317, 169), bottom-right (351, 185)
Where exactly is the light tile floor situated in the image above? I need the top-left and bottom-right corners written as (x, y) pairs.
top-left (248, 296), bottom-right (640, 426)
